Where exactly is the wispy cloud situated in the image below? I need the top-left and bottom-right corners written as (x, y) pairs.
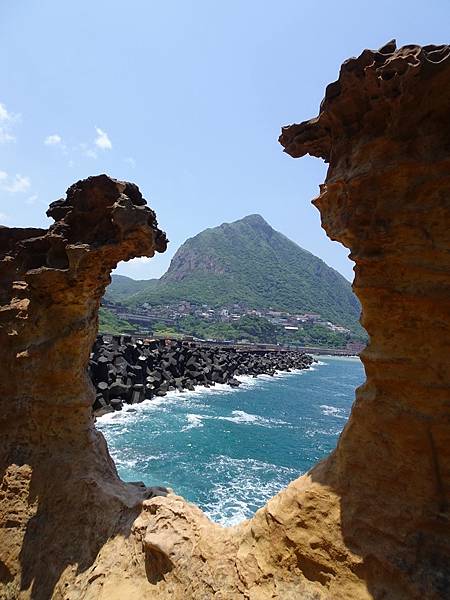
top-left (78, 142), bottom-right (97, 159)
top-left (0, 130), bottom-right (15, 143)
top-left (0, 172), bottom-right (31, 193)
top-left (94, 127), bottom-right (112, 150)
top-left (125, 156), bottom-right (136, 168)
top-left (41, 127), bottom-right (112, 162)
top-left (0, 101), bottom-right (19, 144)
top-left (85, 148), bottom-right (98, 159)
top-left (0, 211), bottom-right (10, 223)
top-left (6, 174), bottom-right (31, 193)
top-left (44, 133), bottom-right (62, 145)
top-left (0, 104), bottom-right (10, 121)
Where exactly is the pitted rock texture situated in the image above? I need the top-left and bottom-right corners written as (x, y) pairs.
top-left (1, 40), bottom-right (450, 600)
top-left (276, 40), bottom-right (450, 598)
top-left (0, 175), bottom-right (167, 599)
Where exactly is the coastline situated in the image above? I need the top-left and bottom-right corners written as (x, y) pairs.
top-left (90, 335), bottom-right (315, 418)
top-left (96, 356), bottom-right (364, 525)
top-left (96, 364), bottom-right (318, 424)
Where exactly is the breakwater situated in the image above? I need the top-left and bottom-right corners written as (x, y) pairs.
top-left (90, 335), bottom-right (314, 416)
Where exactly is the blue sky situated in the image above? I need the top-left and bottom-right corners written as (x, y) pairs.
top-left (1, 1), bottom-right (448, 281)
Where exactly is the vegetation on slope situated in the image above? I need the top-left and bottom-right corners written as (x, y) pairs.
top-left (172, 315), bottom-right (358, 347)
top-left (105, 274), bottom-right (157, 304)
top-left (106, 214), bottom-right (362, 333)
top-left (98, 307), bottom-right (134, 335)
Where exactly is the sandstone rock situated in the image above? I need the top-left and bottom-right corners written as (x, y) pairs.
top-left (1, 41), bottom-right (450, 600)
top-left (0, 175), bottom-right (167, 599)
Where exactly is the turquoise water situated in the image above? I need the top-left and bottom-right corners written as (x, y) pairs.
top-left (97, 356), bottom-right (365, 525)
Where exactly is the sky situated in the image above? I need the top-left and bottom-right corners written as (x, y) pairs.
top-left (1, 1), bottom-right (448, 282)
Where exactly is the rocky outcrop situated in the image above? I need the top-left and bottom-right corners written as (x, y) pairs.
top-left (1, 40), bottom-right (450, 600)
top-left (0, 175), bottom-right (168, 599)
top-left (275, 40), bottom-right (450, 598)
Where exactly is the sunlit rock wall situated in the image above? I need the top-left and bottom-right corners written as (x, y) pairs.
top-left (1, 40), bottom-right (449, 600)
top-left (0, 175), bottom-right (167, 599)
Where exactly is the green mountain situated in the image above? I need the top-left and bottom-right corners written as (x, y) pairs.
top-left (106, 214), bottom-right (362, 331)
top-left (105, 274), bottom-right (156, 302)
top-left (98, 307), bottom-right (134, 335)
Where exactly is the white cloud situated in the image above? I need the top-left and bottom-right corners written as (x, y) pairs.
top-left (7, 174), bottom-right (31, 193)
top-left (94, 127), bottom-right (112, 150)
top-left (0, 211), bottom-right (10, 223)
top-left (125, 156), bottom-right (136, 168)
top-left (78, 129), bottom-right (112, 159)
top-left (44, 134), bottom-right (62, 145)
top-left (0, 102), bottom-right (18, 144)
top-left (1, 173), bottom-right (31, 193)
top-left (0, 103), bottom-right (12, 121)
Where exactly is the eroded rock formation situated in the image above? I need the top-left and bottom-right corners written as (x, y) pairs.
top-left (276, 39), bottom-right (450, 599)
top-left (1, 40), bottom-right (450, 600)
top-left (0, 175), bottom-right (168, 599)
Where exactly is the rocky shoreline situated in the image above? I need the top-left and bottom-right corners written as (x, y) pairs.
top-left (89, 335), bottom-right (314, 417)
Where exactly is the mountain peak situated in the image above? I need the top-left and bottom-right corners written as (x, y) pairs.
top-left (107, 214), bottom-right (361, 331)
top-left (235, 214), bottom-right (273, 236)
top-left (240, 214), bottom-right (268, 226)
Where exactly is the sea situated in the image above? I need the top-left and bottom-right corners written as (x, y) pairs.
top-left (97, 356), bottom-right (365, 526)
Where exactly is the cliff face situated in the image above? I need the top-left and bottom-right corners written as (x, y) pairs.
top-left (253, 40), bottom-right (450, 598)
top-left (1, 41), bottom-right (450, 600)
top-left (0, 175), bottom-right (168, 599)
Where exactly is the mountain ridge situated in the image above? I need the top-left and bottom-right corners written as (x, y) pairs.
top-left (106, 214), bottom-right (361, 331)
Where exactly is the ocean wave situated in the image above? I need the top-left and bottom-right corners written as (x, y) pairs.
top-left (96, 392), bottom-right (209, 426)
top-left (320, 404), bottom-right (348, 419)
top-left (96, 357), bottom-right (365, 527)
top-left (217, 410), bottom-right (288, 427)
top-left (111, 455), bottom-right (138, 469)
top-left (201, 455), bottom-right (297, 526)
top-left (182, 413), bottom-right (205, 431)
top-left (305, 426), bottom-right (342, 438)
top-left (96, 366), bottom-right (316, 428)
top-left (179, 409), bottom-right (289, 431)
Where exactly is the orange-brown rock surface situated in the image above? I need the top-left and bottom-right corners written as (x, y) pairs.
top-left (1, 41), bottom-right (450, 600)
top-left (0, 175), bottom-right (168, 599)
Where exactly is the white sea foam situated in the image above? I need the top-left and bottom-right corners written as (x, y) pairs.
top-left (320, 404), bottom-right (347, 419)
top-left (201, 455), bottom-right (297, 526)
top-left (235, 374), bottom-right (261, 387)
top-left (305, 426), bottom-right (342, 438)
top-left (96, 356), bottom-right (365, 527)
top-left (178, 409), bottom-right (289, 430)
top-left (219, 410), bottom-right (260, 424)
top-left (216, 410), bottom-right (287, 427)
top-left (96, 366), bottom-right (315, 427)
top-left (182, 413), bottom-right (205, 431)
top-left (97, 391), bottom-right (206, 426)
